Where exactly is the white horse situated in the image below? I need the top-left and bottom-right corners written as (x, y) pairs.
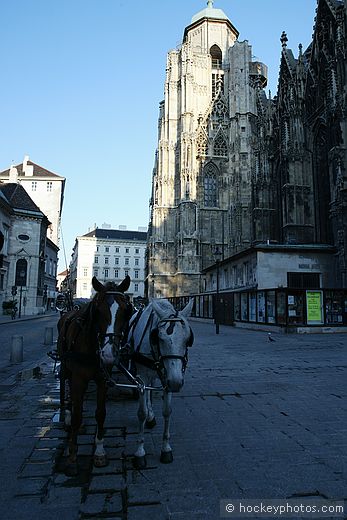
top-left (126, 298), bottom-right (194, 468)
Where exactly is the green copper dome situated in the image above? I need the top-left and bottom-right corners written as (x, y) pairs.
top-left (191, 0), bottom-right (229, 24)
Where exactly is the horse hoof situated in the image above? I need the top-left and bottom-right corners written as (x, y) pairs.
top-left (133, 455), bottom-right (147, 469)
top-left (94, 454), bottom-right (108, 468)
top-left (64, 462), bottom-right (78, 476)
top-left (160, 450), bottom-right (173, 464)
top-left (145, 417), bottom-right (156, 429)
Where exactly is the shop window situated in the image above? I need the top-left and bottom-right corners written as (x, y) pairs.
top-left (266, 291), bottom-right (276, 324)
top-left (249, 292), bottom-right (256, 322)
top-left (257, 292), bottom-right (266, 322)
top-left (241, 293), bottom-right (248, 321)
top-left (234, 293), bottom-right (240, 321)
top-left (325, 290), bottom-right (345, 324)
top-left (287, 292), bottom-right (305, 325)
top-left (277, 291), bottom-right (287, 325)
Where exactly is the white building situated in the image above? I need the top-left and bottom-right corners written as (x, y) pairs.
top-left (70, 227), bottom-right (147, 299)
top-left (0, 156), bottom-right (65, 247)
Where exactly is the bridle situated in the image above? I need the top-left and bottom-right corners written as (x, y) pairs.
top-left (97, 290), bottom-right (131, 352)
top-left (150, 315), bottom-right (190, 385)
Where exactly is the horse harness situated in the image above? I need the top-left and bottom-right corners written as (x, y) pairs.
top-left (129, 311), bottom-right (192, 387)
top-left (61, 290), bottom-right (130, 368)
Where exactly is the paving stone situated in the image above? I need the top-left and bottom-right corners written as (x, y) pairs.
top-left (79, 493), bottom-right (107, 514)
top-left (89, 474), bottom-right (125, 492)
top-left (104, 491), bottom-right (123, 513)
top-left (127, 504), bottom-right (169, 520)
top-left (91, 459), bottom-right (122, 475)
top-left (47, 486), bottom-right (82, 505)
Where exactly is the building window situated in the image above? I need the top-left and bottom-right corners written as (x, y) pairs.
top-left (210, 44), bottom-right (222, 69)
top-left (135, 258), bottom-right (139, 266)
top-left (47, 181), bottom-right (53, 192)
top-left (105, 257), bottom-right (109, 265)
top-left (115, 257), bottom-right (119, 265)
top-left (134, 270), bottom-right (139, 279)
top-left (125, 258), bottom-right (129, 266)
top-left (125, 248), bottom-right (129, 254)
top-left (134, 283), bottom-right (139, 292)
top-left (31, 181), bottom-right (37, 191)
top-left (114, 269), bottom-right (119, 278)
top-left (96, 246), bottom-right (99, 252)
top-left (287, 272), bottom-right (320, 289)
top-left (94, 256), bottom-right (99, 264)
top-left (135, 248), bottom-right (139, 254)
top-left (83, 283), bottom-right (87, 291)
top-left (213, 132), bottom-right (227, 157)
top-left (94, 269), bottom-right (99, 277)
top-left (115, 247), bottom-right (119, 252)
top-left (105, 246), bottom-right (109, 252)
top-left (124, 269), bottom-right (129, 277)
top-left (83, 268), bottom-right (88, 277)
top-left (204, 163), bottom-right (218, 207)
top-left (104, 269), bottom-right (109, 278)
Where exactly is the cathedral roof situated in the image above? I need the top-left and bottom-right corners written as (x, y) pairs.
top-left (191, 1), bottom-right (229, 24)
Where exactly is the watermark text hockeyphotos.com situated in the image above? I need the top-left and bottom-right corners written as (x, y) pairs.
top-left (220, 499), bottom-right (345, 518)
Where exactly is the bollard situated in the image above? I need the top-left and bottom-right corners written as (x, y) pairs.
top-left (10, 335), bottom-right (24, 363)
top-left (44, 327), bottom-right (54, 346)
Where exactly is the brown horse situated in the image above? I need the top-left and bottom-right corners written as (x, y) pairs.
top-left (57, 275), bottom-right (132, 475)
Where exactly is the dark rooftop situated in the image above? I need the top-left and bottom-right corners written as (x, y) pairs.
top-left (0, 183), bottom-right (44, 214)
top-left (0, 160), bottom-right (64, 179)
top-left (83, 228), bottom-right (147, 241)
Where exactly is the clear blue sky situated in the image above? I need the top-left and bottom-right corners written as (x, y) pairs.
top-left (0, 0), bottom-right (317, 272)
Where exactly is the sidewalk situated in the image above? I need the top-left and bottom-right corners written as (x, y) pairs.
top-left (0, 310), bottom-right (58, 325)
top-left (0, 322), bottom-right (346, 519)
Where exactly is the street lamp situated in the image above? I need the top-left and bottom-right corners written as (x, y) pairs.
top-left (213, 247), bottom-right (222, 334)
top-left (18, 269), bottom-right (26, 318)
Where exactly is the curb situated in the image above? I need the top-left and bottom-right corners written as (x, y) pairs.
top-left (0, 312), bottom-right (58, 326)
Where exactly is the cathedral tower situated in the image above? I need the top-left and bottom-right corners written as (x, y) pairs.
top-left (147, 1), bottom-right (273, 297)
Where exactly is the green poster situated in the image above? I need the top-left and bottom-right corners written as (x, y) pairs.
top-left (306, 291), bottom-right (323, 323)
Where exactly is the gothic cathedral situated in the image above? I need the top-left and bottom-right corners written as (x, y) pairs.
top-left (147, 0), bottom-right (346, 297)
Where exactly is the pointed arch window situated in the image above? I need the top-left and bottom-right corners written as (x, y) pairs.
top-left (197, 131), bottom-right (208, 157)
top-left (213, 132), bottom-right (228, 157)
top-left (204, 163), bottom-right (218, 207)
top-left (210, 45), bottom-right (222, 69)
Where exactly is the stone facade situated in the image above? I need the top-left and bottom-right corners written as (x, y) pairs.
top-left (148, 0), bottom-right (346, 297)
top-left (0, 183), bottom-right (50, 315)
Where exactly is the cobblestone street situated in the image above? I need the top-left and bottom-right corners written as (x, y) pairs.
top-left (0, 321), bottom-right (346, 519)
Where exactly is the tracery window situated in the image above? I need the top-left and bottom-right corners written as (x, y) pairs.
top-left (203, 163), bottom-right (218, 207)
top-left (197, 131), bottom-right (208, 157)
top-left (213, 133), bottom-right (227, 156)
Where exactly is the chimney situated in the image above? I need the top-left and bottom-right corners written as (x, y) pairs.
top-left (23, 155), bottom-right (34, 176)
top-left (9, 165), bottom-right (18, 183)
top-left (119, 225), bottom-right (127, 230)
